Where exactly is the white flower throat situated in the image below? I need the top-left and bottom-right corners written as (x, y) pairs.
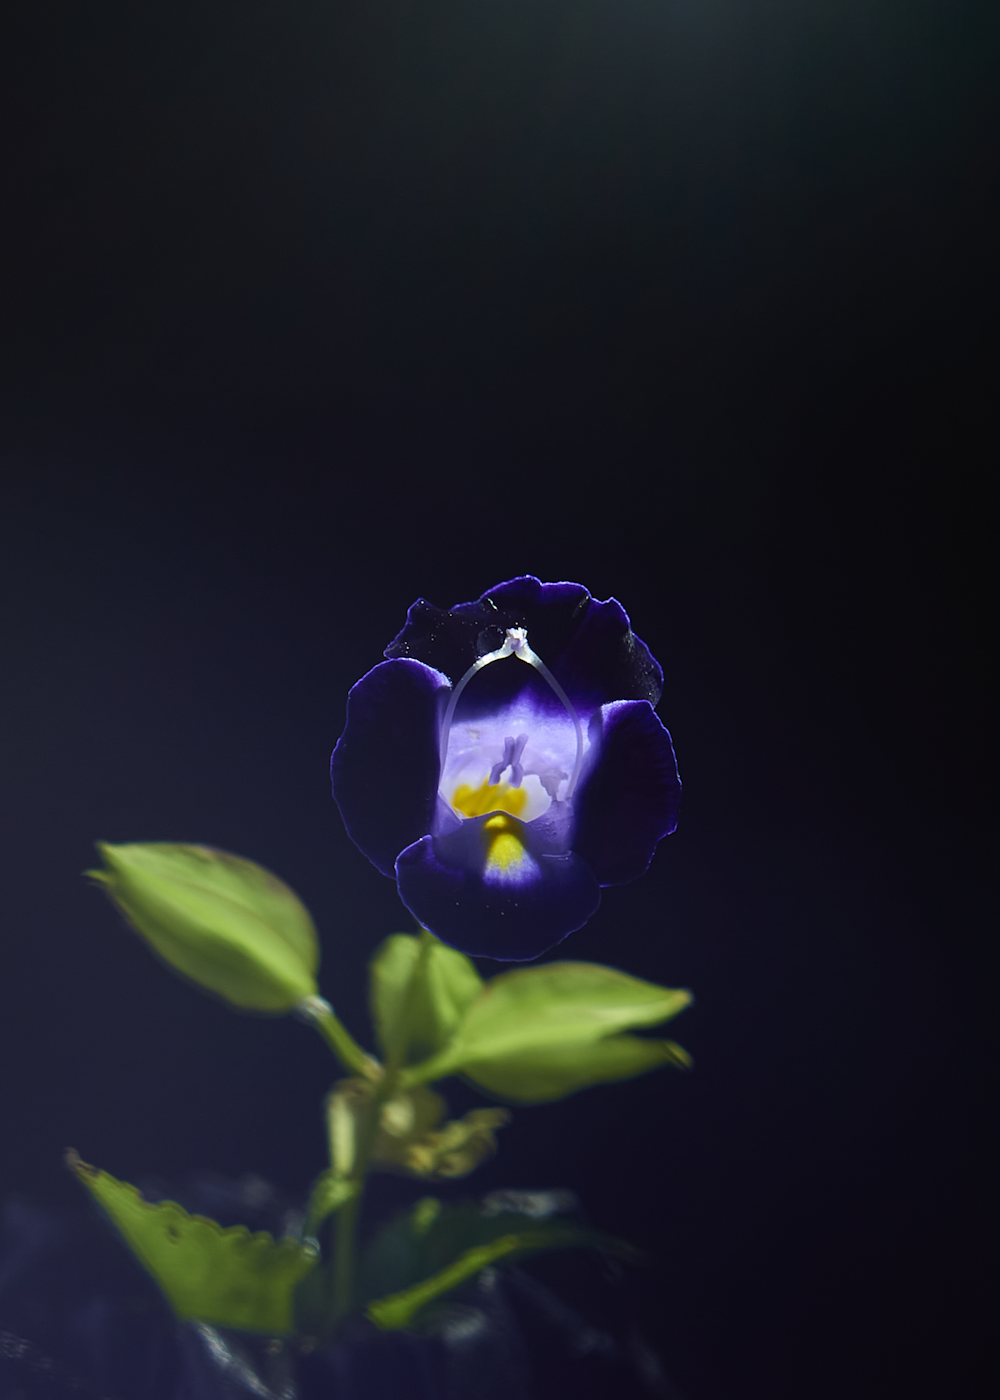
top-left (438, 628), bottom-right (585, 824)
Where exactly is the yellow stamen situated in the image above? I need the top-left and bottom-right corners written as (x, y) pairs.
top-left (450, 779), bottom-right (528, 819)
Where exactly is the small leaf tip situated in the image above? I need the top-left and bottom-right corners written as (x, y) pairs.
top-left (64, 1147), bottom-right (95, 1177)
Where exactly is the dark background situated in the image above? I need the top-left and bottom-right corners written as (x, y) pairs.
top-left (0, 2), bottom-right (991, 1397)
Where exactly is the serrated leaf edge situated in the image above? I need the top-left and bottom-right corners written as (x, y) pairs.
top-left (67, 1150), bottom-right (314, 1260)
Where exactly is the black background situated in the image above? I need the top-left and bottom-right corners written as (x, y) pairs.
top-left (0, 3), bottom-right (991, 1398)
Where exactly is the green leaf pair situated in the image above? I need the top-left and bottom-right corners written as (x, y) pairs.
top-left (370, 934), bottom-right (692, 1104)
top-left (70, 1151), bottom-right (633, 1337)
top-left (87, 847), bottom-right (692, 1109)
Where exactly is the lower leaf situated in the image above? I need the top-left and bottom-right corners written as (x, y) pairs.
top-left (367, 1221), bottom-right (638, 1330)
top-left (360, 1193), bottom-right (641, 1328)
top-left (67, 1151), bottom-right (318, 1334)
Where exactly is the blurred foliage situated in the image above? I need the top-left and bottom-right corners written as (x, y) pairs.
top-left (405, 958), bottom-right (691, 1103)
top-left (88, 842), bottom-right (319, 1012)
top-left (68, 1151), bottom-right (318, 1333)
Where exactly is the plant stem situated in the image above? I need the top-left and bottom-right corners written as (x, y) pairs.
top-left (328, 930), bottom-right (436, 1329)
top-left (299, 995), bottom-right (379, 1079)
top-left (329, 1092), bottom-right (382, 1325)
top-left (331, 1188), bottom-right (360, 1323)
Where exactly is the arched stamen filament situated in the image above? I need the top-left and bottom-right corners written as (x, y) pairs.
top-left (438, 637), bottom-right (517, 770)
top-left (489, 733), bottom-right (529, 787)
top-left (439, 628), bottom-right (585, 803)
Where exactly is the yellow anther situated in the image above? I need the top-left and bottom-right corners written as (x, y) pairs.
top-left (451, 779), bottom-right (529, 819)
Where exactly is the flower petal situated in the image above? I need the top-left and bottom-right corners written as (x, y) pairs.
top-left (573, 701), bottom-right (682, 886)
top-left (331, 659), bottom-right (450, 877)
top-left (384, 575), bottom-right (662, 712)
top-left (557, 590), bottom-right (663, 711)
top-left (395, 817), bottom-right (601, 961)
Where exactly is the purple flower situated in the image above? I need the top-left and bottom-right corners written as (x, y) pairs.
top-left (331, 578), bottom-right (681, 961)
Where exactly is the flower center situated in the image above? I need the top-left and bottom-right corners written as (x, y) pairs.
top-left (438, 629), bottom-right (585, 820)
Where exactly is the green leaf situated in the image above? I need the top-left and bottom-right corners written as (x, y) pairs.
top-left (463, 1033), bottom-right (692, 1104)
top-left (359, 1195), bottom-right (446, 1306)
top-left (370, 933), bottom-right (482, 1063)
top-left (360, 1193), bottom-right (639, 1308)
top-left (361, 1195), bottom-right (641, 1330)
top-left (367, 1233), bottom-right (545, 1329)
top-left (68, 1152), bottom-right (318, 1333)
top-left (88, 843), bottom-right (319, 1013)
top-left (403, 961), bottom-right (691, 1100)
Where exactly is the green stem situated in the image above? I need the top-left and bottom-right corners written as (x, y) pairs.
top-left (298, 995), bottom-right (379, 1079)
top-left (329, 1092), bottom-right (382, 1325)
top-left (328, 929), bottom-right (436, 1329)
top-left (331, 1189), bottom-right (360, 1323)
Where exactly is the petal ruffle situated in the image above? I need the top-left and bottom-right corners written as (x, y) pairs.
top-left (331, 659), bottom-right (450, 877)
top-left (572, 701), bottom-right (682, 887)
top-left (384, 576), bottom-right (662, 713)
top-left (395, 816), bottom-right (601, 960)
top-left (558, 591), bottom-right (662, 711)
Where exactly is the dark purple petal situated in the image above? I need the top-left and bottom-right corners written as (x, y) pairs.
top-left (385, 577), bottom-right (587, 677)
top-left (572, 701), bottom-right (682, 887)
top-left (331, 659), bottom-right (450, 877)
top-left (395, 817), bottom-right (602, 960)
top-left (384, 576), bottom-right (662, 713)
top-left (555, 592), bottom-right (662, 712)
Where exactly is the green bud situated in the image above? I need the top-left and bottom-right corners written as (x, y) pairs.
top-left (325, 1078), bottom-right (509, 1182)
top-left (370, 933), bottom-right (483, 1065)
top-left (88, 842), bottom-right (320, 1013)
